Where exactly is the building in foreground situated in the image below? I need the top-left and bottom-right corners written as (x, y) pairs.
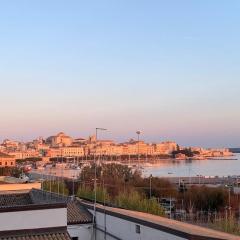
top-left (0, 188), bottom-right (238, 240)
top-left (0, 189), bottom-right (93, 240)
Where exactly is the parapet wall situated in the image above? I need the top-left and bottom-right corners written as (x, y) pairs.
top-left (82, 201), bottom-right (239, 240)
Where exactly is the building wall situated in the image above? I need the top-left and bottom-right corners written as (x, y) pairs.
top-left (62, 147), bottom-right (84, 157)
top-left (89, 210), bottom-right (186, 240)
top-left (154, 142), bottom-right (177, 155)
top-left (67, 224), bottom-right (119, 240)
top-left (53, 133), bottom-right (73, 147)
top-left (67, 224), bottom-right (93, 240)
top-left (0, 157), bottom-right (16, 167)
top-left (0, 208), bottom-right (67, 231)
top-left (8, 150), bottom-right (39, 159)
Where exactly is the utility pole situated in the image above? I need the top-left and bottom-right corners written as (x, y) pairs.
top-left (93, 127), bottom-right (107, 239)
top-left (170, 197), bottom-right (172, 219)
top-left (136, 130), bottom-right (141, 168)
top-left (228, 187), bottom-right (231, 217)
top-left (150, 174), bottom-right (152, 199)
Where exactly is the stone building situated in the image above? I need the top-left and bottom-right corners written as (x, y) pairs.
top-left (0, 152), bottom-right (16, 167)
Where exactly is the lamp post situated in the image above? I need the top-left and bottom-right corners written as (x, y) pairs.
top-left (136, 130), bottom-right (141, 168)
top-left (93, 128), bottom-right (107, 234)
top-left (150, 174), bottom-right (152, 199)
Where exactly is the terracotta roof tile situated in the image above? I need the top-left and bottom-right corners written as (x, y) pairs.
top-left (0, 229), bottom-right (71, 240)
top-left (0, 189), bottom-right (92, 225)
top-left (67, 200), bottom-right (92, 224)
top-left (0, 193), bottom-right (32, 206)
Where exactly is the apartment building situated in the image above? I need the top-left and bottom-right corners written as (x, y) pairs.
top-left (61, 146), bottom-right (85, 157)
top-left (121, 141), bottom-right (154, 155)
top-left (154, 141), bottom-right (177, 155)
top-left (0, 152), bottom-right (16, 167)
top-left (8, 149), bottom-right (40, 159)
top-left (46, 132), bottom-right (73, 147)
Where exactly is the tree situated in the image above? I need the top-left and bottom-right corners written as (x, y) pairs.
top-left (184, 186), bottom-right (228, 212)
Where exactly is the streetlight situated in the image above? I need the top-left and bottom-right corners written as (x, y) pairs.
top-left (136, 130), bottom-right (141, 168)
top-left (150, 174), bottom-right (152, 199)
top-left (93, 128), bottom-right (107, 234)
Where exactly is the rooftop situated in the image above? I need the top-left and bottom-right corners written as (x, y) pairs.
top-left (67, 200), bottom-right (92, 224)
top-left (0, 227), bottom-right (71, 240)
top-left (82, 201), bottom-right (240, 240)
top-left (0, 192), bottom-right (32, 206)
top-left (0, 189), bottom-right (93, 225)
top-left (0, 152), bottom-right (14, 158)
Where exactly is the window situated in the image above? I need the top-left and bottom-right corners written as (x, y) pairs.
top-left (71, 237), bottom-right (78, 240)
top-left (135, 224), bottom-right (141, 234)
top-left (5, 162), bottom-right (7, 166)
top-left (0, 162), bottom-right (2, 165)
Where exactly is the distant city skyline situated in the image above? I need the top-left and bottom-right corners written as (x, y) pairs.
top-left (0, 1), bottom-right (240, 148)
top-left (0, 130), bottom-right (238, 149)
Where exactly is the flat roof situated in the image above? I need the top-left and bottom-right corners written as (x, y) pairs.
top-left (82, 201), bottom-right (240, 240)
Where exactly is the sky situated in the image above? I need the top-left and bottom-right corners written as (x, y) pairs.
top-left (0, 1), bottom-right (240, 147)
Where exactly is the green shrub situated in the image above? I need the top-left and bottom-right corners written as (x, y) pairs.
top-left (115, 190), bottom-right (164, 216)
top-left (77, 185), bottom-right (110, 203)
top-left (43, 180), bottom-right (69, 196)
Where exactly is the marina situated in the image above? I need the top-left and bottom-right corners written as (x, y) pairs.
top-left (30, 154), bottom-right (240, 180)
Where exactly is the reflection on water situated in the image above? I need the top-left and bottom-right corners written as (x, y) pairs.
top-left (32, 154), bottom-right (240, 179)
top-left (142, 153), bottom-right (240, 177)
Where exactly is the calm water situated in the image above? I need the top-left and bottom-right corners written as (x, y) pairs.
top-left (142, 153), bottom-right (240, 177)
top-left (32, 154), bottom-right (240, 179)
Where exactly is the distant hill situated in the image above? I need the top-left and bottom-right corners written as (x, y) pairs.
top-left (229, 148), bottom-right (240, 153)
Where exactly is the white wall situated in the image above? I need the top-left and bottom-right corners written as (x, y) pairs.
top-left (68, 224), bottom-right (93, 240)
top-left (68, 224), bottom-right (118, 240)
top-left (89, 209), bottom-right (186, 240)
top-left (0, 208), bottom-right (67, 231)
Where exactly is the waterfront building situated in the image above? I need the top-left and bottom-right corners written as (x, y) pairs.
top-left (46, 132), bottom-right (73, 147)
top-left (0, 132), bottom-right (234, 159)
top-left (0, 152), bottom-right (16, 167)
top-left (92, 144), bottom-right (124, 156)
top-left (72, 137), bottom-right (87, 145)
top-left (153, 141), bottom-right (177, 155)
top-left (47, 147), bottom-right (61, 158)
top-left (122, 140), bottom-right (149, 155)
top-left (8, 149), bottom-right (40, 160)
top-left (2, 139), bottom-right (20, 148)
top-left (61, 146), bottom-right (85, 157)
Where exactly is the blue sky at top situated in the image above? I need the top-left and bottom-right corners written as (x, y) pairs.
top-left (0, 1), bottom-right (240, 147)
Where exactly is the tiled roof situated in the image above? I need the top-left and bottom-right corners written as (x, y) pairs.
top-left (0, 228), bottom-right (71, 240)
top-left (67, 200), bottom-right (92, 224)
top-left (0, 152), bottom-right (13, 158)
top-left (0, 189), bottom-right (92, 224)
top-left (0, 193), bottom-right (32, 206)
top-left (30, 188), bottom-right (68, 204)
